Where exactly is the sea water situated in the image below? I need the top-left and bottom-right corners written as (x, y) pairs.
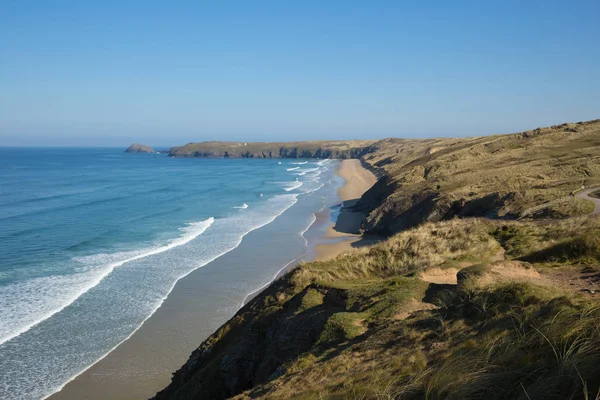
top-left (0, 148), bottom-right (342, 399)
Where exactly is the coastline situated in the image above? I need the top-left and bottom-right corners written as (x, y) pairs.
top-left (47, 159), bottom-right (377, 400)
top-left (314, 159), bottom-right (379, 261)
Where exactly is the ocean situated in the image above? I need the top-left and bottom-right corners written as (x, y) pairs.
top-left (0, 148), bottom-right (343, 400)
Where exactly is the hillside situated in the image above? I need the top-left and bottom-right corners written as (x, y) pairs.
top-left (153, 119), bottom-right (600, 400)
top-left (168, 140), bottom-right (378, 159)
top-left (358, 119), bottom-right (600, 235)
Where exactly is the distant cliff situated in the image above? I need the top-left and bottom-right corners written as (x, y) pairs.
top-left (168, 140), bottom-right (378, 159)
top-left (125, 143), bottom-right (155, 153)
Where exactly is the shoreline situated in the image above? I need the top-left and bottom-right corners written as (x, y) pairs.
top-left (47, 159), bottom-right (377, 400)
top-left (314, 159), bottom-right (379, 261)
top-left (242, 159), bottom-right (379, 306)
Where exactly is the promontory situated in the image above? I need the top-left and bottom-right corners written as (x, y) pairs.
top-left (125, 143), bottom-right (155, 153)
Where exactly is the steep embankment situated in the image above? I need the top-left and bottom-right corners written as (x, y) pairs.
top-left (358, 119), bottom-right (600, 235)
top-left (153, 119), bottom-right (600, 400)
top-left (154, 217), bottom-right (600, 400)
top-left (168, 140), bottom-right (378, 159)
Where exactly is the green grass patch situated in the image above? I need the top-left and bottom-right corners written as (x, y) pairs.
top-left (318, 312), bottom-right (366, 344)
top-left (523, 232), bottom-right (600, 263)
top-left (298, 288), bottom-right (323, 312)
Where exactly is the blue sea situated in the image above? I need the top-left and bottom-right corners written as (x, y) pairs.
top-left (0, 148), bottom-right (342, 399)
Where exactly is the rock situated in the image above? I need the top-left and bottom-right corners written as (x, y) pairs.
top-left (125, 143), bottom-right (154, 153)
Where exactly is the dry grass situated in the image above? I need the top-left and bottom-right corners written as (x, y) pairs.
top-left (293, 219), bottom-right (500, 286)
top-left (155, 216), bottom-right (600, 400)
top-left (361, 119), bottom-right (600, 234)
top-left (236, 282), bottom-right (600, 400)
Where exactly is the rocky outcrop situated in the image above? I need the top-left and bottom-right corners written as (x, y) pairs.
top-left (125, 143), bottom-right (155, 153)
top-left (167, 141), bottom-right (378, 159)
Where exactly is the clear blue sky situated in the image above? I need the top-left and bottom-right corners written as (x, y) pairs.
top-left (1, 1), bottom-right (599, 146)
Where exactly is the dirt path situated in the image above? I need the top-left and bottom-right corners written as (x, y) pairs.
top-left (577, 188), bottom-right (600, 215)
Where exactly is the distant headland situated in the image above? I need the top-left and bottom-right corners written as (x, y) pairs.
top-left (125, 143), bottom-right (155, 153)
top-left (167, 140), bottom-right (378, 159)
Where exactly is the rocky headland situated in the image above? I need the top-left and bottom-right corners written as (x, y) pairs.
top-left (125, 143), bottom-right (155, 153)
top-left (167, 140), bottom-right (378, 159)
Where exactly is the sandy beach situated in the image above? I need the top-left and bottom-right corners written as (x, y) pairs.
top-left (48, 159), bottom-right (377, 400)
top-left (314, 159), bottom-right (378, 261)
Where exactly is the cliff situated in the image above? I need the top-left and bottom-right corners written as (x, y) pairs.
top-left (125, 143), bottom-right (155, 153)
top-left (153, 119), bottom-right (600, 400)
top-left (357, 119), bottom-right (600, 235)
top-left (168, 140), bottom-right (378, 159)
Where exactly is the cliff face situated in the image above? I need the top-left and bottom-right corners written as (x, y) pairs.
top-left (168, 140), bottom-right (378, 159)
top-left (125, 143), bottom-right (155, 153)
top-left (358, 119), bottom-right (600, 235)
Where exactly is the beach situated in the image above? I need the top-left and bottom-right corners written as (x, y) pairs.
top-left (314, 159), bottom-right (379, 261)
top-left (47, 159), bottom-right (377, 400)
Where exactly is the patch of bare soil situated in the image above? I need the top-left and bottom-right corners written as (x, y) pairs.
top-left (419, 267), bottom-right (460, 285)
top-left (541, 266), bottom-right (600, 296)
top-left (394, 298), bottom-right (438, 320)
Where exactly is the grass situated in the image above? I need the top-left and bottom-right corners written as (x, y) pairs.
top-left (491, 216), bottom-right (600, 262)
top-left (155, 215), bottom-right (600, 400)
top-left (360, 119), bottom-right (600, 235)
top-left (318, 312), bottom-right (366, 344)
top-left (298, 288), bottom-right (323, 312)
top-left (293, 219), bottom-right (500, 286)
top-left (237, 282), bottom-right (600, 400)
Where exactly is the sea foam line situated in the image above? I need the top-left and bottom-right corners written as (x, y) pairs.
top-left (42, 195), bottom-right (301, 400)
top-left (286, 166), bottom-right (300, 171)
top-left (0, 218), bottom-right (215, 347)
top-left (284, 181), bottom-right (303, 191)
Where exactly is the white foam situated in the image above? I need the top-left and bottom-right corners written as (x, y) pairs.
top-left (286, 166), bottom-right (300, 171)
top-left (302, 183), bottom-right (324, 194)
top-left (296, 167), bottom-right (319, 176)
top-left (40, 195), bottom-right (300, 400)
top-left (291, 161), bottom-right (308, 165)
top-left (0, 218), bottom-right (215, 347)
top-left (234, 203), bottom-right (249, 209)
top-left (284, 181), bottom-right (303, 192)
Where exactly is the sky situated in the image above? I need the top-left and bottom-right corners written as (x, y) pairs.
top-left (1, 1), bottom-right (599, 146)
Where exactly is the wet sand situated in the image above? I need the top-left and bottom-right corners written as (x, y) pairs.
top-left (314, 159), bottom-right (378, 261)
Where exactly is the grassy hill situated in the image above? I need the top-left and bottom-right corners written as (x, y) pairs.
top-left (153, 119), bottom-right (600, 400)
top-left (359, 119), bottom-right (600, 235)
